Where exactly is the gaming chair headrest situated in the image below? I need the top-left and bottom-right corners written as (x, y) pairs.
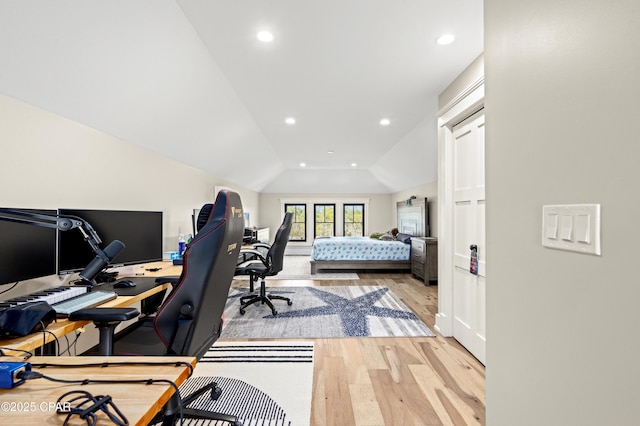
top-left (196, 204), bottom-right (214, 232)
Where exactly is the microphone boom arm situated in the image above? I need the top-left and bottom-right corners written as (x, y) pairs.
top-left (0, 208), bottom-right (102, 249)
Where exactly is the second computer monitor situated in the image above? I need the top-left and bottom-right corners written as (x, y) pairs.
top-left (58, 209), bottom-right (163, 275)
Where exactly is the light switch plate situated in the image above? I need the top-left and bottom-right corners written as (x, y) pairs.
top-left (542, 204), bottom-right (601, 255)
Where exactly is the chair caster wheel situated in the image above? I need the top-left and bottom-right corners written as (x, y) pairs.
top-left (271, 309), bottom-right (277, 316)
top-left (287, 300), bottom-right (293, 305)
top-left (239, 309), bottom-right (245, 315)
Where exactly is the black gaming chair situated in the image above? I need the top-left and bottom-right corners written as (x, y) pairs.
top-left (70, 190), bottom-right (245, 425)
top-left (234, 212), bottom-right (293, 315)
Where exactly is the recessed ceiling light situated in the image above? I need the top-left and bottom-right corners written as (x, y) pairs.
top-left (380, 118), bottom-right (391, 126)
top-left (299, 162), bottom-right (306, 167)
top-left (436, 34), bottom-right (455, 45)
top-left (285, 117), bottom-right (296, 125)
top-left (327, 150), bottom-right (335, 154)
top-left (257, 31), bottom-right (274, 43)
top-left (351, 163), bottom-right (358, 167)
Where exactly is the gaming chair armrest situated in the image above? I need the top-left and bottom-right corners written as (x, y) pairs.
top-left (251, 242), bottom-right (271, 250)
top-left (237, 248), bottom-right (268, 266)
top-left (69, 307), bottom-right (140, 323)
top-left (69, 307), bottom-right (140, 356)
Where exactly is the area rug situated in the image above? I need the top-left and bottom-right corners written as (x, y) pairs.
top-left (179, 340), bottom-right (314, 426)
top-left (234, 255), bottom-right (359, 280)
top-left (221, 285), bottom-right (435, 339)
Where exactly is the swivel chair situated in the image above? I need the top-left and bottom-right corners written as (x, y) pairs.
top-left (70, 190), bottom-right (245, 425)
top-left (234, 212), bottom-right (293, 315)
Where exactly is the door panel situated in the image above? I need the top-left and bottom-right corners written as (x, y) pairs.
top-left (454, 128), bottom-right (473, 192)
top-left (451, 109), bottom-right (486, 364)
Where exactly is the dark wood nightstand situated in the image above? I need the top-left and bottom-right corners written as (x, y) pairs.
top-left (410, 237), bottom-right (438, 285)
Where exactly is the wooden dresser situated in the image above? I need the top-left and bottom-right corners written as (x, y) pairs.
top-left (410, 237), bottom-right (438, 285)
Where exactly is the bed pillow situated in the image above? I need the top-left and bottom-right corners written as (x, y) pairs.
top-left (396, 233), bottom-right (412, 244)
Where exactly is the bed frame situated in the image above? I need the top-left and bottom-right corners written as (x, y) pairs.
top-left (310, 198), bottom-right (428, 274)
top-left (310, 259), bottom-right (410, 274)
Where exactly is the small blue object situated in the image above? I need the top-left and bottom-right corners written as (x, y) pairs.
top-left (0, 361), bottom-right (31, 388)
top-left (163, 251), bottom-right (181, 261)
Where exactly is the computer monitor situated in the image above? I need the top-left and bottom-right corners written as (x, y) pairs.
top-left (0, 208), bottom-right (57, 285)
top-left (58, 209), bottom-right (163, 274)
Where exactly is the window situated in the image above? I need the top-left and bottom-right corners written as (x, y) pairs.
top-left (285, 204), bottom-right (306, 241)
top-left (344, 204), bottom-right (365, 236)
top-left (314, 204), bottom-right (335, 238)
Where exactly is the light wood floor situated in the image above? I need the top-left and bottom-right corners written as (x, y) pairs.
top-left (229, 272), bottom-right (485, 426)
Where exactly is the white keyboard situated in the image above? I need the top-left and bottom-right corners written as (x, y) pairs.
top-left (0, 285), bottom-right (88, 310)
top-left (52, 290), bottom-right (118, 317)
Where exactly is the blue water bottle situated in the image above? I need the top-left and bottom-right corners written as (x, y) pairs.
top-left (178, 234), bottom-right (186, 257)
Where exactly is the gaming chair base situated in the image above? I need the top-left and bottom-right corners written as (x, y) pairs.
top-left (150, 383), bottom-right (242, 426)
top-left (239, 279), bottom-right (292, 316)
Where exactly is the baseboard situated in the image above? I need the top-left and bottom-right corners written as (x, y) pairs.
top-left (285, 246), bottom-right (312, 256)
top-left (435, 312), bottom-right (453, 336)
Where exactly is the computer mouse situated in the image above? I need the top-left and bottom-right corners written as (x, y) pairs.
top-left (113, 279), bottom-right (136, 288)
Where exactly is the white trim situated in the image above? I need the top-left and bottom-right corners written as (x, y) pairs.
top-left (437, 76), bottom-right (485, 118)
top-left (436, 79), bottom-right (485, 337)
top-left (434, 313), bottom-right (451, 336)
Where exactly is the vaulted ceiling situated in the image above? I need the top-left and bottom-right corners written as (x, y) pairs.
top-left (0, 1), bottom-right (483, 194)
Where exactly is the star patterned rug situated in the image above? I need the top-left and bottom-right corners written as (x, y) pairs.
top-left (221, 286), bottom-right (435, 338)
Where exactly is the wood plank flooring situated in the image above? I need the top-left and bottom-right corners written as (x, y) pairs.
top-left (229, 272), bottom-right (486, 426)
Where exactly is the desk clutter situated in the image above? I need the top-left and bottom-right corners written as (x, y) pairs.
top-left (0, 357), bottom-right (196, 425)
top-left (0, 191), bottom-right (249, 425)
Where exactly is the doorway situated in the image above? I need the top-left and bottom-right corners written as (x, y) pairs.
top-left (451, 109), bottom-right (486, 364)
top-left (435, 77), bottom-right (485, 364)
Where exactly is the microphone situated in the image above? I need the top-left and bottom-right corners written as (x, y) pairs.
top-left (79, 240), bottom-right (125, 284)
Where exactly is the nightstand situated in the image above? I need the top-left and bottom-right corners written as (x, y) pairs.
top-left (410, 237), bottom-right (438, 285)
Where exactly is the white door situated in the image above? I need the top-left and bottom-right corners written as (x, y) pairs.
top-left (452, 109), bottom-right (486, 364)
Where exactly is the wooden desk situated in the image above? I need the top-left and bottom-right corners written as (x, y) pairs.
top-left (0, 282), bottom-right (171, 354)
top-left (123, 260), bottom-right (182, 280)
top-left (0, 355), bottom-right (195, 426)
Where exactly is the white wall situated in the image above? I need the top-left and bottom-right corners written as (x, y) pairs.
top-left (485, 1), bottom-right (640, 425)
top-left (0, 93), bottom-right (258, 293)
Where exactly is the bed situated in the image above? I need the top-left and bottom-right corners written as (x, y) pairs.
top-left (310, 236), bottom-right (411, 273)
top-left (309, 198), bottom-right (429, 274)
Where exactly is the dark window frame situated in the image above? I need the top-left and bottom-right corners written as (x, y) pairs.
top-left (343, 203), bottom-right (365, 237)
top-left (314, 203), bottom-right (336, 238)
top-left (285, 203), bottom-right (307, 242)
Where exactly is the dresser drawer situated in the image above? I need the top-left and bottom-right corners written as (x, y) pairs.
top-left (412, 251), bottom-right (425, 264)
top-left (411, 261), bottom-right (425, 278)
top-left (411, 238), bottom-right (425, 253)
top-left (410, 237), bottom-right (438, 285)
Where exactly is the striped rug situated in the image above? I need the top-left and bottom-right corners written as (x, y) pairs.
top-left (179, 341), bottom-right (314, 426)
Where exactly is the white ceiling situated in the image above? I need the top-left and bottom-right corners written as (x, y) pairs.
top-left (0, 0), bottom-right (483, 194)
